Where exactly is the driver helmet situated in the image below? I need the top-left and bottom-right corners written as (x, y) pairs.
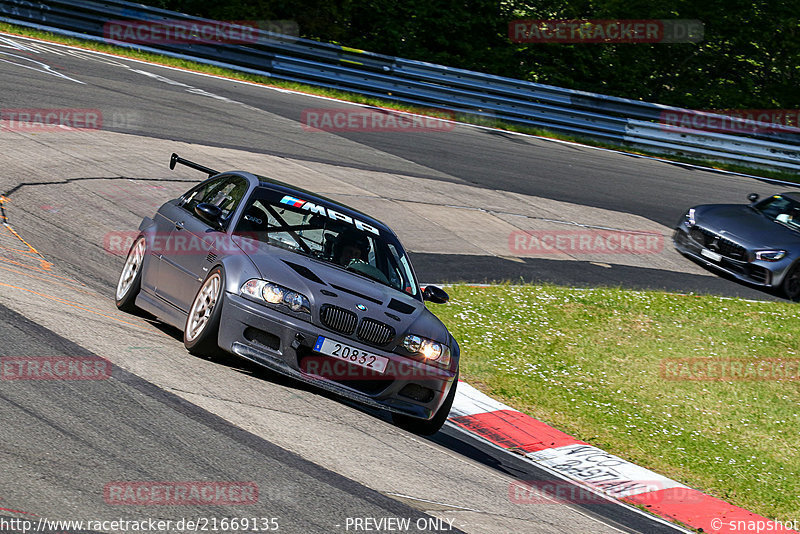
top-left (332, 229), bottom-right (369, 266)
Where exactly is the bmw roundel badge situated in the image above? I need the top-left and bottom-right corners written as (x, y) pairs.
top-left (356, 304), bottom-right (367, 311)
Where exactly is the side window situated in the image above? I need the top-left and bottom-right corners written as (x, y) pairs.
top-left (181, 176), bottom-right (249, 226)
top-left (182, 177), bottom-right (224, 212)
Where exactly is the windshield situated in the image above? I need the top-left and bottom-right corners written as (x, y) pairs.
top-left (753, 195), bottom-right (800, 232)
top-left (233, 188), bottom-right (419, 297)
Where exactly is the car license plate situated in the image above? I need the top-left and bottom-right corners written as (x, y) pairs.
top-left (700, 248), bottom-right (723, 262)
top-left (313, 336), bottom-right (388, 373)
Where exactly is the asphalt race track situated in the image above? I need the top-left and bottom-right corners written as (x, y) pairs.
top-left (0, 33), bottom-right (793, 533)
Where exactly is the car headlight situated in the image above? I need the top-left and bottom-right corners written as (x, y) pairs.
top-left (241, 279), bottom-right (310, 313)
top-left (683, 208), bottom-right (696, 227)
top-left (402, 334), bottom-right (451, 367)
top-left (754, 250), bottom-right (787, 262)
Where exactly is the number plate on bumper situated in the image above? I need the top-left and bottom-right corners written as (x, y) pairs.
top-left (700, 248), bottom-right (723, 262)
top-left (313, 336), bottom-right (389, 373)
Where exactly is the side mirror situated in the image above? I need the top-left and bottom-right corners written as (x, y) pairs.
top-left (422, 285), bottom-right (449, 304)
top-left (748, 193), bottom-right (760, 202)
top-left (195, 202), bottom-right (224, 228)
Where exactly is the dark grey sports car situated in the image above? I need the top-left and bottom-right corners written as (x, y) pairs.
top-left (674, 192), bottom-right (800, 300)
top-left (115, 154), bottom-right (459, 435)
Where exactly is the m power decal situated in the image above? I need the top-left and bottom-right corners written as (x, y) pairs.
top-left (279, 195), bottom-right (380, 235)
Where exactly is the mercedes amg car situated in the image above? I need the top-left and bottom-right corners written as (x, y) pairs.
top-left (674, 192), bottom-right (800, 300)
top-left (115, 154), bottom-right (459, 435)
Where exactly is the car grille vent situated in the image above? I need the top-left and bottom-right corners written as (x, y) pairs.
top-left (282, 260), bottom-right (325, 285)
top-left (206, 252), bottom-right (217, 263)
top-left (330, 284), bottom-right (382, 305)
top-left (749, 266), bottom-right (770, 284)
top-left (320, 305), bottom-right (357, 334)
top-left (357, 319), bottom-right (395, 346)
top-left (388, 298), bottom-right (415, 314)
top-left (689, 227), bottom-right (747, 261)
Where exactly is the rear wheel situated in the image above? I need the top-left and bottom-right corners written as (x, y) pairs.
top-left (115, 236), bottom-right (146, 312)
top-left (782, 264), bottom-right (800, 301)
top-left (392, 374), bottom-right (458, 436)
top-left (184, 266), bottom-right (225, 357)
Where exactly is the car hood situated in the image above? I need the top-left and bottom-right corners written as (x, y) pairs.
top-left (694, 204), bottom-right (800, 249)
top-left (237, 239), bottom-right (450, 344)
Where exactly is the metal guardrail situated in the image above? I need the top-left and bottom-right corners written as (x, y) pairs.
top-left (1, 0), bottom-right (799, 172)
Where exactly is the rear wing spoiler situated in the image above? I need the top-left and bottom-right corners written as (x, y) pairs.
top-left (169, 153), bottom-right (219, 177)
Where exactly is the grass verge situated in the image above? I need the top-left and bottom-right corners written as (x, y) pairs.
top-left (1, 21), bottom-right (798, 186)
top-left (432, 283), bottom-right (799, 521)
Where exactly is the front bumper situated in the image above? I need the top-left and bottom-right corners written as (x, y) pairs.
top-left (673, 226), bottom-right (792, 287)
top-left (217, 293), bottom-right (456, 420)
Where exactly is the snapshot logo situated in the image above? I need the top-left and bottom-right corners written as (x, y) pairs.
top-left (509, 229), bottom-right (664, 255)
top-left (104, 481), bottom-right (258, 505)
top-left (660, 109), bottom-right (800, 135)
top-left (508, 480), bottom-right (704, 504)
top-left (103, 231), bottom-right (260, 256)
top-left (661, 358), bottom-right (800, 381)
top-left (103, 19), bottom-right (260, 44)
top-left (1, 108), bottom-right (102, 132)
top-left (300, 108), bottom-right (455, 133)
top-left (509, 19), bottom-right (704, 43)
top-left (710, 518), bottom-right (800, 533)
top-left (1, 356), bottom-right (111, 381)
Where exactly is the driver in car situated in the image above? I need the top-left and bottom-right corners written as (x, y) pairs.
top-left (333, 230), bottom-right (369, 266)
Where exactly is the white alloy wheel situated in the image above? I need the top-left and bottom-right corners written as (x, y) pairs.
top-left (185, 272), bottom-right (221, 342)
top-left (116, 238), bottom-right (146, 300)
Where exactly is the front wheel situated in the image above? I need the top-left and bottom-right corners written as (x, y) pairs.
top-left (184, 266), bottom-right (225, 357)
top-left (782, 264), bottom-right (800, 301)
top-left (392, 373), bottom-right (458, 436)
top-left (115, 236), bottom-right (146, 312)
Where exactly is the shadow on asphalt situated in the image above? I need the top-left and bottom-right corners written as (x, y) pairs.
top-left (410, 252), bottom-right (785, 302)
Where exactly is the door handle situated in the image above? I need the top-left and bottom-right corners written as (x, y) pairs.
top-left (175, 221), bottom-right (185, 230)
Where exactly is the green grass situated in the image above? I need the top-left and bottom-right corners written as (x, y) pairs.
top-left (433, 283), bottom-right (800, 522)
top-left (1, 21), bottom-right (798, 185)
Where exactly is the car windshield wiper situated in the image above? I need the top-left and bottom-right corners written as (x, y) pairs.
top-left (772, 218), bottom-right (800, 233)
top-left (346, 266), bottom-right (387, 286)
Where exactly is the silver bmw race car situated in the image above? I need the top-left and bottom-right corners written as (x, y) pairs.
top-left (115, 154), bottom-right (459, 435)
top-left (674, 192), bottom-right (800, 300)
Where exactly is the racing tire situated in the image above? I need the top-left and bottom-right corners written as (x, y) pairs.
top-left (392, 373), bottom-right (458, 436)
top-left (782, 263), bottom-right (800, 301)
top-left (115, 236), bottom-right (146, 313)
top-left (184, 266), bottom-right (225, 357)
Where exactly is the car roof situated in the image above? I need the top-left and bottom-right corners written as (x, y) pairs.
top-left (247, 173), bottom-right (394, 236)
top-left (780, 192), bottom-right (800, 203)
